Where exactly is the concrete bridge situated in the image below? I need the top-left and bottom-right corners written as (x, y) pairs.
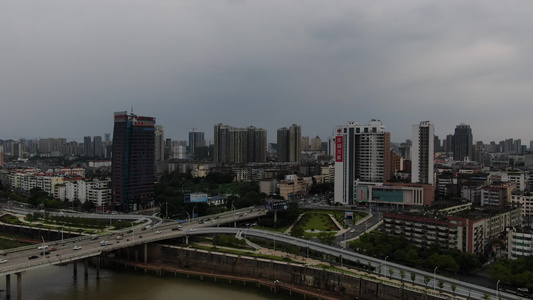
top-left (0, 209), bottom-right (524, 300)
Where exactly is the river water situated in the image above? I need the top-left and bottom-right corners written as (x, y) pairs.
top-left (1, 265), bottom-right (294, 300)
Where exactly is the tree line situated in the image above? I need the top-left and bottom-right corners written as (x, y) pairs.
top-left (350, 232), bottom-right (482, 275)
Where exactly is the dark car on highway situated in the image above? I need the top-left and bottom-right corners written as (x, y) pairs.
top-left (28, 255), bottom-right (38, 260)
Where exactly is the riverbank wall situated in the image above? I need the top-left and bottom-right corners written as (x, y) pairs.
top-left (108, 244), bottom-right (449, 300)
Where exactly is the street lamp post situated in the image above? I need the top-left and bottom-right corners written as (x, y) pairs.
top-left (433, 267), bottom-right (438, 290)
top-left (41, 236), bottom-right (46, 259)
top-left (192, 205), bottom-right (197, 222)
top-left (496, 280), bottom-right (500, 298)
top-left (130, 222), bottom-right (135, 242)
top-left (185, 211), bottom-right (190, 231)
top-left (384, 256), bottom-right (389, 275)
top-left (343, 220), bottom-right (347, 249)
top-left (231, 200), bottom-right (236, 228)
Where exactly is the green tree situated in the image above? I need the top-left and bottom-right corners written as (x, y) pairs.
top-left (81, 201), bottom-right (96, 211)
top-left (400, 270), bottom-right (406, 284)
top-left (410, 272), bottom-right (416, 285)
top-left (317, 232), bottom-right (336, 246)
top-left (388, 267), bottom-right (394, 279)
top-left (437, 279), bottom-right (444, 291)
top-left (451, 282), bottom-right (457, 296)
top-left (423, 275), bottom-right (431, 288)
top-left (405, 249), bottom-right (419, 266)
top-left (28, 187), bottom-right (49, 206)
top-left (290, 226), bottom-right (304, 238)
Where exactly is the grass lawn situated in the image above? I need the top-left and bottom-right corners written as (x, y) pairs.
top-left (0, 237), bottom-right (32, 249)
top-left (0, 214), bottom-right (24, 225)
top-left (295, 210), bottom-right (367, 238)
top-left (295, 211), bottom-right (339, 238)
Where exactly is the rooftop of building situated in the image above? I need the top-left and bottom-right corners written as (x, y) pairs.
top-left (385, 202), bottom-right (520, 222)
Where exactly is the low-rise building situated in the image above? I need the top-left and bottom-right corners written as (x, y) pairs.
top-left (1, 168), bottom-right (110, 208)
top-left (480, 182), bottom-right (515, 207)
top-left (510, 191), bottom-right (533, 219)
top-left (507, 227), bottom-right (533, 259)
top-left (383, 204), bottom-right (522, 254)
top-left (355, 182), bottom-right (434, 207)
top-left (278, 175), bottom-right (312, 200)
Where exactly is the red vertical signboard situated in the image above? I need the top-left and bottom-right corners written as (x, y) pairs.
top-left (335, 136), bottom-right (343, 162)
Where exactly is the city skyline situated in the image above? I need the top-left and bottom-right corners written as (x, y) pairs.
top-left (1, 117), bottom-right (532, 148)
top-left (3, 2), bottom-right (533, 143)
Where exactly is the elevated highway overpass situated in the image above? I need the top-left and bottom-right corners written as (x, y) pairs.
top-left (0, 207), bottom-right (525, 300)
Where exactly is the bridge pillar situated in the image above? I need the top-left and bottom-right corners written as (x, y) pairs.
top-left (185, 236), bottom-right (188, 244)
top-left (144, 244), bottom-right (148, 264)
top-left (73, 261), bottom-right (77, 278)
top-left (143, 244), bottom-right (148, 273)
top-left (96, 257), bottom-right (101, 279)
top-left (84, 259), bottom-right (89, 279)
top-left (6, 274), bottom-right (10, 299)
top-left (16, 272), bottom-right (22, 300)
top-left (134, 249), bottom-right (138, 262)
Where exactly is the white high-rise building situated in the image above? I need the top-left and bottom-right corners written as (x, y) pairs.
top-left (411, 121), bottom-right (434, 184)
top-left (333, 120), bottom-right (391, 205)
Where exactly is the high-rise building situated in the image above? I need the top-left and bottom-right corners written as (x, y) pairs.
top-left (453, 123), bottom-right (473, 161)
top-left (93, 136), bottom-right (103, 157)
top-left (188, 131), bottom-right (205, 158)
top-left (411, 121), bottom-right (434, 184)
top-left (515, 139), bottom-right (522, 155)
top-left (154, 125), bottom-right (165, 177)
top-left (84, 136), bottom-right (93, 157)
top-left (214, 124), bottom-right (266, 163)
top-left (111, 111), bottom-right (156, 212)
top-left (444, 134), bottom-right (453, 153)
top-left (434, 135), bottom-right (441, 153)
top-left (334, 120), bottom-right (391, 205)
top-left (300, 136), bottom-right (309, 151)
top-left (277, 124), bottom-right (301, 162)
top-left (311, 136), bottom-right (322, 151)
top-left (504, 138), bottom-right (514, 154)
top-left (155, 126), bottom-right (165, 162)
top-left (246, 126), bottom-right (267, 163)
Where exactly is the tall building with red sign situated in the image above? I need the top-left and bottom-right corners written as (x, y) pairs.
top-left (333, 120), bottom-right (391, 205)
top-left (111, 111), bottom-right (156, 212)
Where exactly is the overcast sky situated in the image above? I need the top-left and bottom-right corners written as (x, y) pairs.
top-left (2, 1), bottom-right (533, 145)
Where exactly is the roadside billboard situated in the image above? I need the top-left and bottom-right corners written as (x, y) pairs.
top-left (184, 193), bottom-right (208, 203)
top-left (265, 199), bottom-right (289, 212)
